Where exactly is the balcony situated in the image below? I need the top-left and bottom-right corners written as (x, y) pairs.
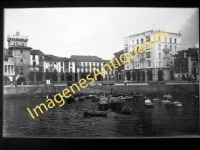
top-left (163, 49), bottom-right (170, 53)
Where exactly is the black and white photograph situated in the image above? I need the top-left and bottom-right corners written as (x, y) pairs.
top-left (3, 8), bottom-right (199, 138)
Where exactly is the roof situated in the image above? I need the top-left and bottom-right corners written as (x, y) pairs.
top-left (30, 49), bottom-right (45, 55)
top-left (4, 48), bottom-right (13, 57)
top-left (70, 55), bottom-right (107, 62)
top-left (44, 54), bottom-right (70, 61)
top-left (114, 50), bottom-right (124, 55)
top-left (9, 45), bottom-right (32, 50)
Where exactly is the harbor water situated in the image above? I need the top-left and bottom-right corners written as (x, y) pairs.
top-left (3, 95), bottom-right (199, 137)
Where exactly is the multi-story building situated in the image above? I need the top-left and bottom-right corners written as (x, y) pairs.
top-left (123, 30), bottom-right (181, 82)
top-left (44, 54), bottom-right (70, 83)
top-left (7, 31), bottom-right (32, 85)
top-left (70, 55), bottom-right (107, 81)
top-left (174, 48), bottom-right (199, 81)
top-left (29, 49), bottom-right (45, 83)
top-left (113, 50), bottom-right (125, 82)
top-left (3, 48), bottom-right (15, 85)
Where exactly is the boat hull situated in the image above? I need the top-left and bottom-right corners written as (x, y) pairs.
top-left (99, 104), bottom-right (109, 111)
top-left (84, 110), bottom-right (107, 117)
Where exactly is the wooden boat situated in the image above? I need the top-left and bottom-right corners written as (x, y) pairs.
top-left (163, 94), bottom-right (173, 100)
top-left (120, 96), bottom-right (133, 100)
top-left (144, 99), bottom-right (154, 108)
top-left (78, 96), bottom-right (84, 101)
top-left (84, 110), bottom-right (107, 117)
top-left (133, 93), bottom-right (144, 97)
top-left (121, 106), bottom-right (131, 114)
top-left (109, 97), bottom-right (122, 110)
top-left (99, 97), bottom-right (109, 110)
top-left (75, 97), bottom-right (79, 101)
top-left (164, 100), bottom-right (173, 108)
top-left (173, 101), bottom-right (182, 107)
top-left (92, 95), bottom-right (101, 101)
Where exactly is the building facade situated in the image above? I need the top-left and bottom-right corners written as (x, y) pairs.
top-left (123, 30), bottom-right (181, 82)
top-left (3, 48), bottom-right (15, 85)
top-left (174, 48), bottom-right (199, 81)
top-left (29, 49), bottom-right (45, 83)
top-left (69, 55), bottom-right (107, 82)
top-left (43, 54), bottom-right (70, 83)
top-left (7, 31), bottom-right (32, 85)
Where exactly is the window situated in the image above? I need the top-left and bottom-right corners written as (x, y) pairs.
top-left (147, 61), bottom-right (151, 67)
top-left (61, 62), bottom-right (63, 67)
top-left (146, 35), bottom-right (150, 42)
top-left (54, 62), bottom-right (56, 65)
top-left (158, 44), bottom-right (161, 50)
top-left (4, 58), bottom-right (8, 61)
top-left (20, 67), bottom-right (23, 75)
top-left (85, 68), bottom-right (88, 72)
top-left (146, 52), bottom-right (151, 58)
top-left (137, 39), bottom-right (139, 44)
top-left (174, 46), bottom-right (177, 51)
top-left (61, 68), bottom-right (63, 73)
top-left (95, 63), bottom-right (97, 66)
top-left (20, 50), bottom-right (23, 54)
top-left (33, 55), bottom-right (35, 60)
top-left (5, 65), bottom-right (7, 74)
top-left (159, 53), bottom-right (161, 58)
top-left (33, 61), bottom-right (36, 67)
top-left (21, 59), bottom-right (23, 62)
top-left (81, 68), bottom-right (84, 72)
top-left (159, 61), bottom-right (161, 67)
top-left (174, 38), bottom-right (176, 43)
top-left (70, 68), bottom-right (72, 72)
top-left (70, 62), bottom-right (72, 67)
top-left (170, 38), bottom-right (172, 43)
top-left (141, 39), bottom-right (144, 44)
top-left (99, 63), bottom-right (101, 67)
top-left (132, 40), bottom-right (134, 45)
top-left (22, 43), bottom-right (24, 46)
top-left (170, 45), bottom-right (172, 50)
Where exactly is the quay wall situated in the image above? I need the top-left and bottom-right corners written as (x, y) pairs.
top-left (3, 84), bottom-right (199, 97)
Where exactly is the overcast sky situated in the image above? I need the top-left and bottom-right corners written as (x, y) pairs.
top-left (4, 8), bottom-right (199, 60)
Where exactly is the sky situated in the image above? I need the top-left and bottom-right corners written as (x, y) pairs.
top-left (4, 8), bottom-right (199, 60)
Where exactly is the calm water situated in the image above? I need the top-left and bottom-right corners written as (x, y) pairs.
top-left (3, 94), bottom-right (199, 137)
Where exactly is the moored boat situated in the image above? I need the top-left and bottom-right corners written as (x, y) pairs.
top-left (75, 97), bottom-right (79, 101)
top-left (99, 97), bottom-right (109, 110)
top-left (163, 94), bottom-right (173, 100)
top-left (92, 95), bottom-right (101, 101)
top-left (144, 99), bottom-right (154, 108)
top-left (121, 106), bottom-right (131, 114)
top-left (78, 96), bottom-right (84, 101)
top-left (164, 100), bottom-right (173, 108)
top-left (173, 101), bottom-right (182, 107)
top-left (83, 110), bottom-right (107, 117)
top-left (109, 97), bottom-right (122, 110)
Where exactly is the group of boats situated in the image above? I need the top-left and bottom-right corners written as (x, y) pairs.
top-left (161, 94), bottom-right (182, 108)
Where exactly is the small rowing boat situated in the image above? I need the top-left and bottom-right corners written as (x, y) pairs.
top-left (84, 110), bottom-right (107, 117)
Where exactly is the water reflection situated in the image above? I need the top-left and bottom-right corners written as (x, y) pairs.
top-left (3, 94), bottom-right (199, 137)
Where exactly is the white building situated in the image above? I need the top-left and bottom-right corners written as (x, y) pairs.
top-left (123, 29), bottom-right (181, 82)
top-left (3, 48), bottom-right (15, 85)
